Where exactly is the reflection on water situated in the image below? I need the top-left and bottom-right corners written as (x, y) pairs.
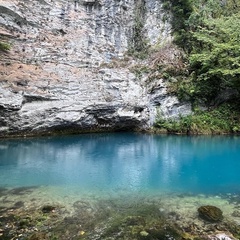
top-left (0, 133), bottom-right (240, 195)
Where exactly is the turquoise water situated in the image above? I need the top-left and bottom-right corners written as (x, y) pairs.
top-left (0, 133), bottom-right (240, 196)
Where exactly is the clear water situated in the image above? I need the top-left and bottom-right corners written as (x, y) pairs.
top-left (0, 133), bottom-right (240, 196)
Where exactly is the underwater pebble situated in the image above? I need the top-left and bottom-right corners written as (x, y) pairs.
top-left (232, 210), bottom-right (240, 217)
top-left (140, 230), bottom-right (149, 237)
top-left (208, 232), bottom-right (236, 240)
top-left (78, 230), bottom-right (85, 236)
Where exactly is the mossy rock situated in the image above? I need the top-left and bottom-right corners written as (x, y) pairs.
top-left (42, 205), bottom-right (56, 213)
top-left (29, 232), bottom-right (59, 240)
top-left (124, 215), bottom-right (146, 226)
top-left (140, 225), bottom-right (182, 240)
top-left (198, 205), bottom-right (223, 222)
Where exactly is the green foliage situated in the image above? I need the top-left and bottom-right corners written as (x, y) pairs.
top-left (128, 0), bottom-right (149, 59)
top-left (0, 41), bottom-right (10, 51)
top-left (153, 0), bottom-right (240, 133)
top-left (155, 103), bottom-right (240, 134)
top-left (188, 13), bottom-right (240, 103)
top-left (162, 0), bottom-right (193, 50)
top-left (164, 0), bottom-right (240, 106)
top-left (131, 65), bottom-right (151, 79)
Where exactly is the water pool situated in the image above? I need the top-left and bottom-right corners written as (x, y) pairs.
top-left (1, 133), bottom-right (240, 195)
top-left (1, 133), bottom-right (240, 239)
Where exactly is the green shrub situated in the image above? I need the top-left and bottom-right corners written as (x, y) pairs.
top-left (155, 103), bottom-right (240, 134)
top-left (0, 41), bottom-right (10, 51)
top-left (128, 0), bottom-right (149, 59)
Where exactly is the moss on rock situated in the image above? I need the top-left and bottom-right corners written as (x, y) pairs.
top-left (198, 205), bottom-right (223, 222)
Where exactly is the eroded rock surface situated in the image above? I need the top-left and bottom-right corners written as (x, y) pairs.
top-left (0, 0), bottom-right (191, 137)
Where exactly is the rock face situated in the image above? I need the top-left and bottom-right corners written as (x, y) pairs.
top-left (0, 0), bottom-right (191, 137)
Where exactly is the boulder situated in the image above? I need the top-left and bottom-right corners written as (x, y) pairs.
top-left (198, 205), bottom-right (223, 222)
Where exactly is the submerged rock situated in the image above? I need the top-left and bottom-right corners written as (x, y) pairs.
top-left (232, 210), bottom-right (240, 217)
top-left (29, 232), bottom-right (49, 240)
top-left (42, 205), bottom-right (56, 213)
top-left (198, 205), bottom-right (223, 222)
top-left (140, 230), bottom-right (149, 237)
top-left (125, 215), bottom-right (146, 226)
top-left (208, 232), bottom-right (237, 240)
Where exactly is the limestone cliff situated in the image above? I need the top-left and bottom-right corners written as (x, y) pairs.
top-left (0, 0), bottom-right (191, 137)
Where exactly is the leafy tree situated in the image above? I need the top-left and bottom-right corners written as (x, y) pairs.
top-left (188, 13), bottom-right (240, 103)
top-left (155, 0), bottom-right (240, 133)
top-left (162, 0), bottom-right (193, 51)
top-left (166, 0), bottom-right (240, 105)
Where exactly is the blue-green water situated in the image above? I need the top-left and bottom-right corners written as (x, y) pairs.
top-left (0, 133), bottom-right (240, 196)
